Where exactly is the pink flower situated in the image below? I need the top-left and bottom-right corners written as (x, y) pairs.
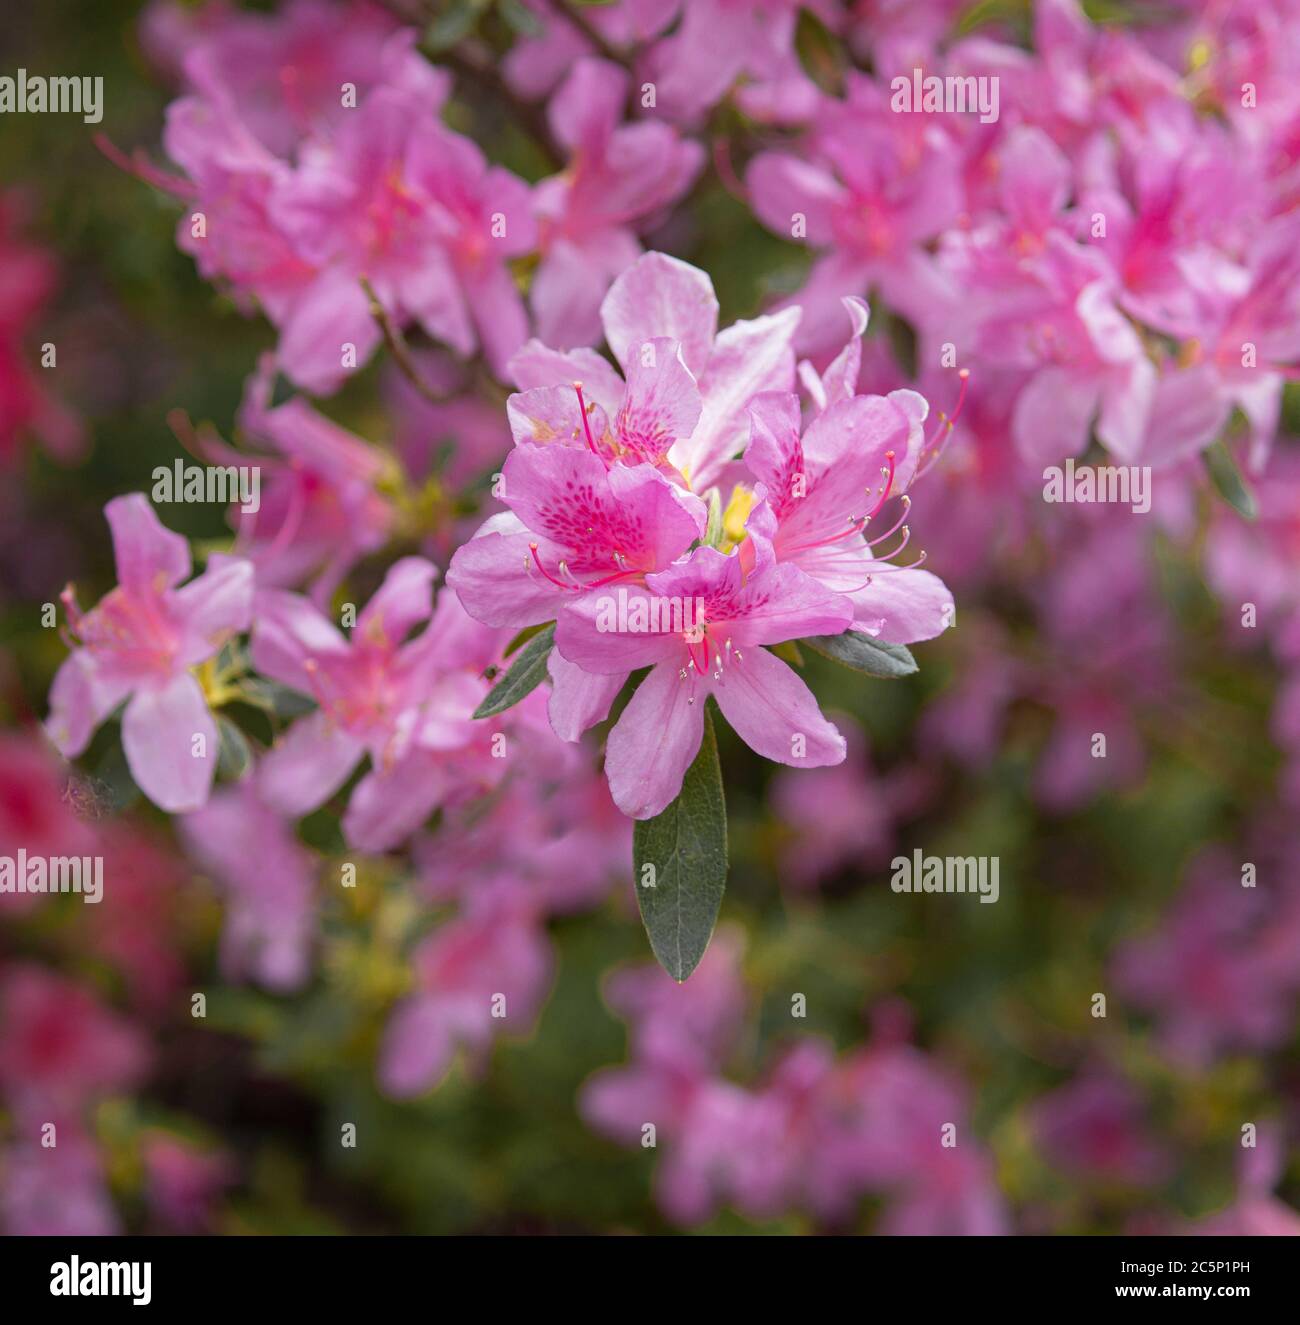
top-left (742, 387), bottom-right (955, 643)
top-left (531, 59), bottom-right (703, 347)
top-left (252, 558), bottom-right (537, 850)
top-left (181, 782), bottom-right (319, 992)
top-left (378, 886), bottom-right (553, 1098)
top-left (46, 495), bottom-right (253, 813)
top-left (446, 444), bottom-right (707, 636)
top-left (229, 356), bottom-right (394, 598)
top-left (2, 1125), bottom-right (119, 1236)
top-left (1112, 847), bottom-right (1300, 1065)
top-left (556, 530), bottom-right (853, 819)
top-left (0, 964), bottom-right (149, 1119)
top-left (0, 731), bottom-right (98, 913)
top-left (1030, 1073), bottom-right (1172, 1186)
top-left (142, 1132), bottom-right (233, 1234)
top-left (267, 88), bottom-right (535, 391)
top-left (510, 251), bottom-right (801, 492)
top-left (157, 1), bottom-right (433, 160)
top-left (747, 73), bottom-right (964, 359)
top-left (0, 193), bottom-right (82, 464)
top-left (641, 0), bottom-right (824, 125)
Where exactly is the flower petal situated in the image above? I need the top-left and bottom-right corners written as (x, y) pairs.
top-left (121, 672), bottom-right (218, 813)
top-left (604, 660), bottom-right (705, 819)
top-left (711, 646), bottom-right (845, 768)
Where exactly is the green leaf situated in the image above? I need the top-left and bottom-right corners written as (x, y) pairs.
top-left (1203, 440), bottom-right (1257, 521)
top-left (632, 706), bottom-right (728, 982)
top-left (502, 621), bottom-right (549, 658)
top-left (803, 630), bottom-right (919, 678)
top-left (473, 623), bottom-right (555, 719)
top-left (216, 715), bottom-right (253, 781)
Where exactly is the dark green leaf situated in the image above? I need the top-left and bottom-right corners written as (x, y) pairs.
top-left (473, 623), bottom-right (555, 718)
top-left (216, 715), bottom-right (253, 781)
top-left (633, 706), bottom-right (728, 982)
top-left (1203, 439), bottom-right (1257, 520)
top-left (803, 630), bottom-right (919, 678)
top-left (503, 621), bottom-right (549, 658)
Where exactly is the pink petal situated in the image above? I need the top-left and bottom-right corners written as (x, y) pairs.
top-left (711, 646), bottom-right (846, 768)
top-left (677, 307), bottom-right (800, 490)
top-left (849, 569), bottom-right (955, 643)
top-left (616, 337), bottom-right (703, 464)
top-left (174, 554), bottom-right (254, 665)
top-left (277, 267), bottom-right (383, 396)
top-left (343, 755), bottom-right (450, 851)
top-left (258, 710), bottom-right (363, 817)
top-left (355, 557), bottom-right (437, 648)
top-left (45, 652), bottom-right (132, 758)
top-left (106, 493), bottom-right (191, 594)
top-left (445, 514), bottom-right (570, 630)
top-left (547, 649), bottom-right (626, 742)
top-left (600, 251), bottom-right (718, 377)
top-left (121, 672), bottom-right (218, 813)
top-left (604, 660), bottom-right (706, 820)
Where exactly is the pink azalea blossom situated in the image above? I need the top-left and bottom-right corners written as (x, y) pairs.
top-left (0, 730), bottom-right (98, 913)
top-left (46, 495), bottom-right (253, 814)
top-left (531, 58), bottom-right (703, 347)
top-left (266, 85), bottom-right (535, 391)
top-left (510, 251), bottom-right (801, 492)
top-left (151, 0), bottom-right (430, 160)
top-left (0, 964), bottom-right (149, 1121)
top-left (1, 1125), bottom-right (120, 1236)
top-left (252, 558), bottom-right (542, 850)
top-left (0, 193), bottom-right (82, 464)
top-left (1030, 1073), bottom-right (1172, 1186)
top-left (142, 1132), bottom-right (234, 1234)
top-left (741, 388), bottom-right (955, 643)
top-left (555, 528), bottom-right (853, 819)
top-left (378, 885), bottom-right (553, 1098)
top-left (228, 356), bottom-right (394, 598)
top-left (747, 73), bottom-right (964, 359)
top-left (181, 782), bottom-right (319, 991)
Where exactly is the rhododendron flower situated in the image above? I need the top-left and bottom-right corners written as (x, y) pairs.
top-left (46, 495), bottom-right (253, 813)
top-left (0, 193), bottom-right (82, 464)
top-left (531, 58), bottom-right (703, 347)
top-left (741, 389), bottom-right (955, 643)
top-left (267, 87), bottom-right (535, 391)
top-left (641, 0), bottom-right (825, 126)
top-left (378, 885), bottom-right (553, 1098)
top-left (747, 73), bottom-right (964, 358)
top-left (252, 558), bottom-right (541, 851)
top-left (229, 356), bottom-right (394, 598)
top-left (1030, 1074), bottom-right (1172, 1186)
top-left (0, 964), bottom-right (149, 1118)
top-left (153, 1), bottom-right (431, 160)
top-left (511, 251), bottom-right (800, 492)
top-left (556, 532), bottom-right (853, 819)
top-left (181, 782), bottom-right (319, 991)
top-left (446, 444), bottom-right (707, 634)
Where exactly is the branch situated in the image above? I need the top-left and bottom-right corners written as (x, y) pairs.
top-left (359, 276), bottom-right (453, 405)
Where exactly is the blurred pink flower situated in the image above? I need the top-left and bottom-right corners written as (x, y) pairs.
top-left (46, 495), bottom-right (253, 813)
